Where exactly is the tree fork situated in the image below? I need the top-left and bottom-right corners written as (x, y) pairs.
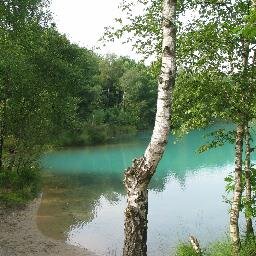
top-left (123, 0), bottom-right (177, 255)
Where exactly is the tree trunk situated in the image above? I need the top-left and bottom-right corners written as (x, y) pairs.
top-left (123, 158), bottom-right (151, 256)
top-left (0, 105), bottom-right (5, 170)
top-left (241, 1), bottom-right (254, 239)
top-left (123, 0), bottom-right (177, 255)
top-left (230, 124), bottom-right (244, 255)
top-left (0, 132), bottom-right (3, 169)
top-left (0, 97), bottom-right (7, 171)
top-left (244, 124), bottom-right (254, 237)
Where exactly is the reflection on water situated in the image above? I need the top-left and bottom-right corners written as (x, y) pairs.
top-left (38, 124), bottom-right (240, 256)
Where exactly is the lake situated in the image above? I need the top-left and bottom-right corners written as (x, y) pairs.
top-left (38, 124), bottom-right (239, 256)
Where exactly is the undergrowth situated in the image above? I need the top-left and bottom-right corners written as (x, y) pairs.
top-left (175, 237), bottom-right (256, 256)
top-left (0, 167), bottom-right (41, 206)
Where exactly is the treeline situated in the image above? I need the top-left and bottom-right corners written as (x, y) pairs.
top-left (0, 0), bottom-right (157, 204)
top-left (61, 54), bottom-right (157, 146)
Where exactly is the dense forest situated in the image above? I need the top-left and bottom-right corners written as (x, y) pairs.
top-left (0, 0), bottom-right (158, 204)
top-left (1, 0), bottom-right (256, 256)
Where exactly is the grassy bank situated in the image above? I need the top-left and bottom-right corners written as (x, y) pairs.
top-left (0, 166), bottom-right (41, 206)
top-left (175, 238), bottom-right (256, 256)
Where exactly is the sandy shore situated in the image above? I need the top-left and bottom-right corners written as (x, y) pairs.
top-left (0, 197), bottom-right (96, 256)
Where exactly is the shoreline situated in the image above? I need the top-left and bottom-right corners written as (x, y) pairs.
top-left (0, 196), bottom-right (96, 256)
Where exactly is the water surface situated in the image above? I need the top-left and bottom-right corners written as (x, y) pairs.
top-left (38, 125), bottom-right (240, 256)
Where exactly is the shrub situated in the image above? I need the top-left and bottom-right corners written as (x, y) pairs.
top-left (175, 243), bottom-right (199, 256)
top-left (205, 241), bottom-right (232, 256)
top-left (0, 166), bottom-right (41, 206)
top-left (175, 238), bottom-right (256, 256)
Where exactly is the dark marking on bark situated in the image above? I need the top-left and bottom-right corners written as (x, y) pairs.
top-left (159, 76), bottom-right (164, 85)
top-left (164, 46), bottom-right (174, 56)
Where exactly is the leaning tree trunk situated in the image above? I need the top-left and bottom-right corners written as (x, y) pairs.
top-left (244, 124), bottom-right (254, 237)
top-left (230, 124), bottom-right (244, 255)
top-left (122, 1), bottom-right (176, 255)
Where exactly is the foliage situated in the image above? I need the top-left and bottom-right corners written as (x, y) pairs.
top-left (224, 165), bottom-right (256, 219)
top-left (60, 124), bottom-right (136, 147)
top-left (96, 55), bottom-right (157, 128)
top-left (175, 237), bottom-right (256, 256)
top-left (105, 0), bottom-right (256, 253)
top-left (197, 128), bottom-right (236, 153)
top-left (204, 240), bottom-right (233, 256)
top-left (0, 166), bottom-right (41, 205)
top-left (0, 0), bottom-right (160, 205)
top-left (104, 0), bottom-right (256, 129)
top-left (175, 243), bottom-right (200, 256)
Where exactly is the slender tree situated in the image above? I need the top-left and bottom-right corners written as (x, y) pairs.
top-left (230, 124), bottom-right (244, 255)
top-left (244, 124), bottom-right (254, 237)
top-left (123, 0), bottom-right (177, 255)
top-left (106, 0), bottom-right (256, 254)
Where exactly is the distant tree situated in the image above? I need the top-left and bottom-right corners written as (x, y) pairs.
top-left (119, 65), bottom-right (157, 128)
top-left (0, 0), bottom-right (103, 200)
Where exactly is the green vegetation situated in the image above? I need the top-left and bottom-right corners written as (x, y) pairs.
top-left (0, 166), bottom-right (40, 205)
top-left (106, 0), bottom-right (256, 254)
top-left (0, 0), bottom-right (157, 204)
top-left (175, 243), bottom-right (200, 256)
top-left (175, 238), bottom-right (256, 256)
top-left (1, 0), bottom-right (256, 255)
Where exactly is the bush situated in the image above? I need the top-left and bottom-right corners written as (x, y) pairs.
top-left (0, 166), bottom-right (41, 206)
top-left (240, 238), bottom-right (256, 256)
top-left (205, 241), bottom-right (232, 256)
top-left (175, 243), bottom-right (199, 256)
top-left (81, 125), bottom-right (108, 144)
top-left (205, 238), bottom-right (256, 256)
top-left (175, 238), bottom-right (256, 256)
top-left (59, 123), bottom-right (137, 147)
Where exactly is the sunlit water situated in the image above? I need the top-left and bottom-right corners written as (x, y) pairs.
top-left (38, 124), bottom-right (246, 256)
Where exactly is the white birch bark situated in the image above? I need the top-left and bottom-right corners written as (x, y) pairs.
top-left (123, 0), bottom-right (176, 255)
top-left (229, 124), bottom-right (244, 255)
top-left (244, 124), bottom-right (254, 237)
top-left (189, 236), bottom-right (202, 255)
top-left (144, 0), bottom-right (176, 170)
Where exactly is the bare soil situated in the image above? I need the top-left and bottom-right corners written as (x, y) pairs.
top-left (0, 197), bottom-right (97, 256)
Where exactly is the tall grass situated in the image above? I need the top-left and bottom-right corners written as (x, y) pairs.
top-left (175, 237), bottom-right (256, 256)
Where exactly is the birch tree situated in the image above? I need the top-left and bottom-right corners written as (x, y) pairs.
top-left (105, 0), bottom-right (256, 255)
top-left (244, 124), bottom-right (254, 237)
top-left (123, 0), bottom-right (177, 255)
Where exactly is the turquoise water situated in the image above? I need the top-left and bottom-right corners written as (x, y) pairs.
top-left (39, 124), bottom-right (241, 256)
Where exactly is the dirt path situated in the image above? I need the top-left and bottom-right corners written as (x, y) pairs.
top-left (0, 197), bottom-right (97, 256)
